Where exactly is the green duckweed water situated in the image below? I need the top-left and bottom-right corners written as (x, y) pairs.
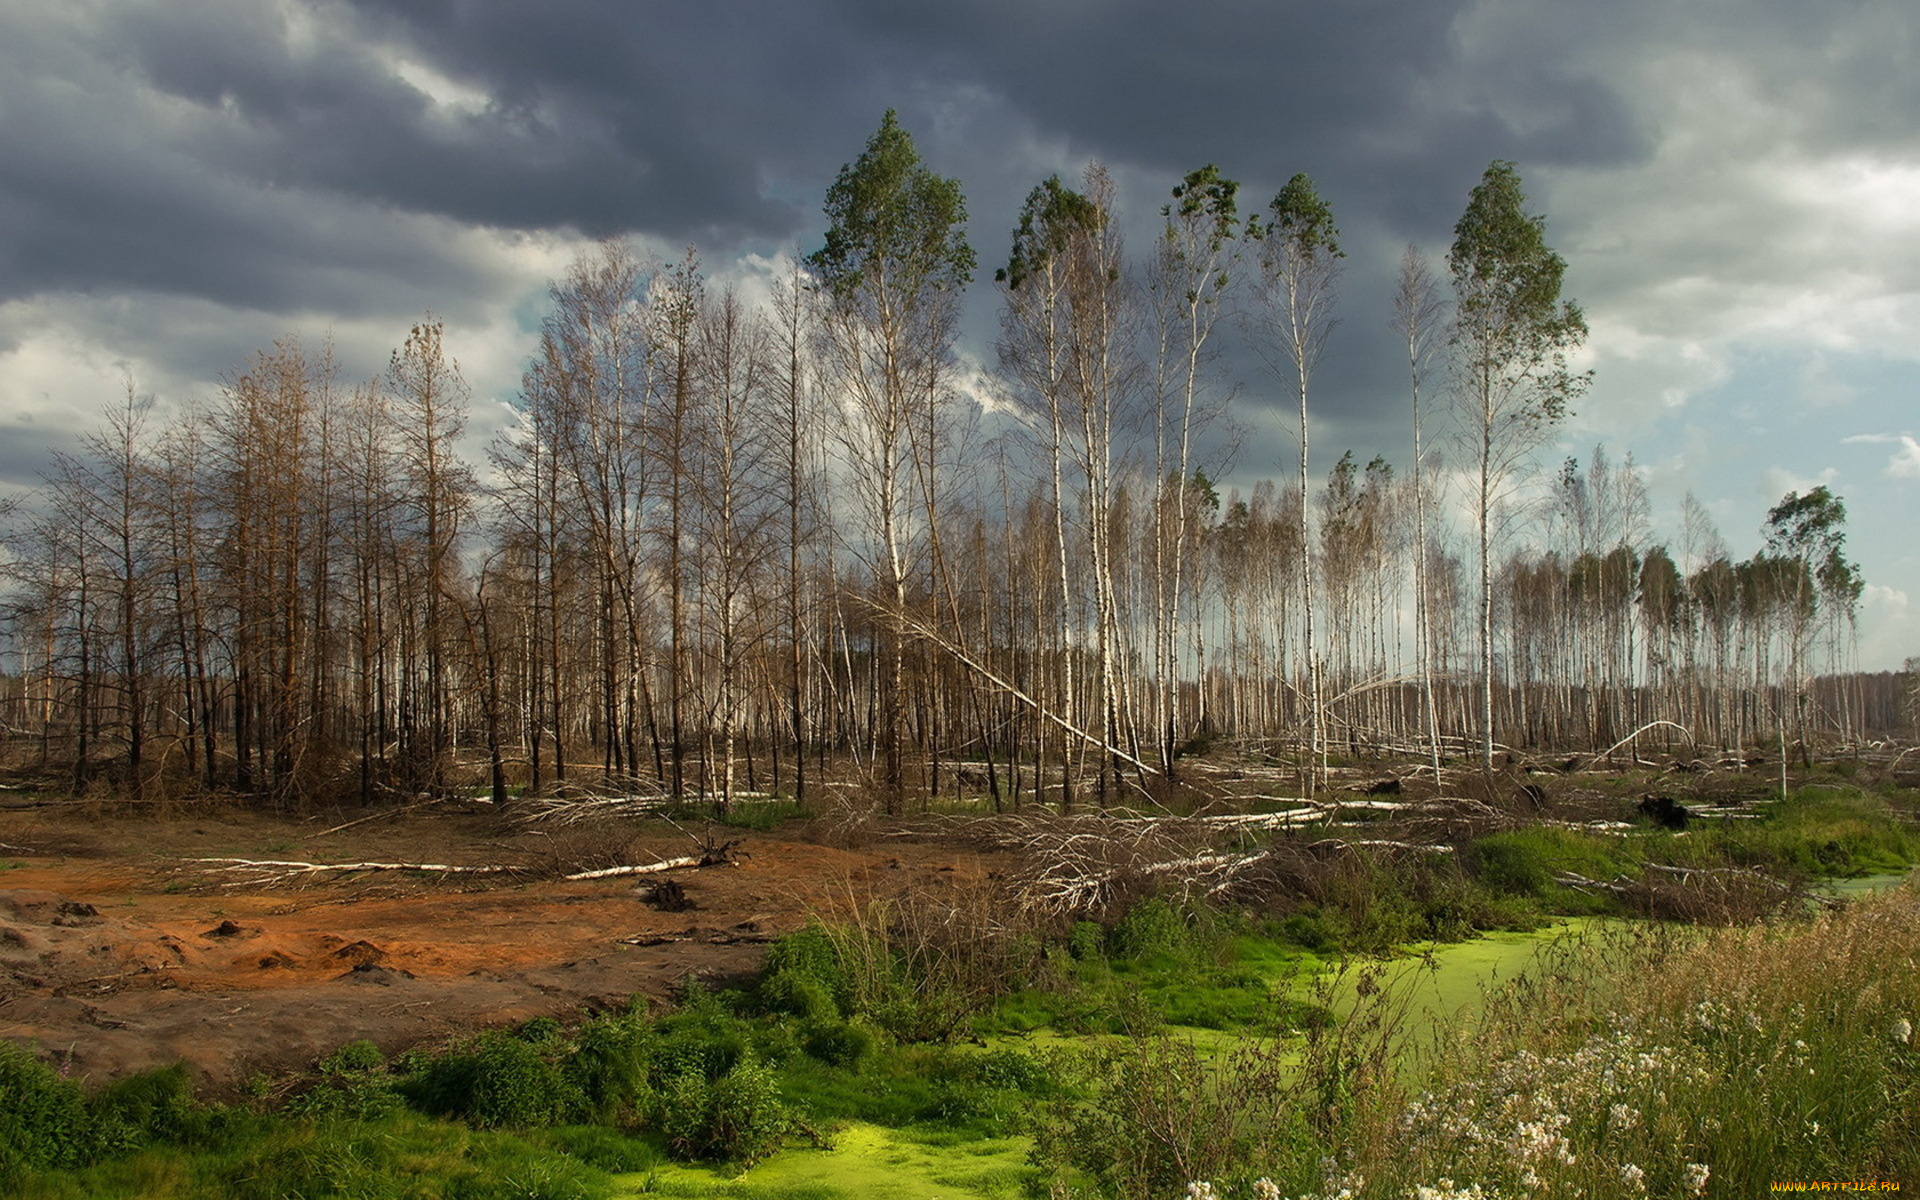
top-left (611, 922), bottom-right (1596, 1199)
top-left (614, 1120), bottom-right (1031, 1198)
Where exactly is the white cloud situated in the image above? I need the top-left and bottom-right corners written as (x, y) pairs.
top-left (1759, 465), bottom-right (1838, 503)
top-left (1865, 583), bottom-right (1909, 610)
top-left (1888, 435), bottom-right (1920, 478)
top-left (1858, 583), bottom-right (1919, 670)
top-left (1846, 432), bottom-right (1920, 478)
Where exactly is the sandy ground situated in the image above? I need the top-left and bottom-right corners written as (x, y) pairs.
top-left (0, 797), bottom-right (995, 1094)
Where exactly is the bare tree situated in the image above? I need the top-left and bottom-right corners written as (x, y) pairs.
top-left (386, 319), bottom-right (475, 792)
top-left (1391, 246), bottom-right (1447, 778)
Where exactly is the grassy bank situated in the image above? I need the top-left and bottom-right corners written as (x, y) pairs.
top-left (4, 780), bottom-right (1915, 1198)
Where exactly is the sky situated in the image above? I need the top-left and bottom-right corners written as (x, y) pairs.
top-left (1, 0), bottom-right (1916, 670)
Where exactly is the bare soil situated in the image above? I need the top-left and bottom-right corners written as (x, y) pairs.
top-left (0, 796), bottom-right (998, 1095)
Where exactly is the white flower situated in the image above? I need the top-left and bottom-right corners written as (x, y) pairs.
top-left (1683, 1162), bottom-right (1711, 1194)
top-left (1409, 1182), bottom-right (1490, 1200)
top-left (1619, 1163), bottom-right (1646, 1192)
top-left (1252, 1181), bottom-right (1283, 1200)
top-left (1609, 1102), bottom-right (1641, 1130)
top-left (1892, 1017), bottom-right (1912, 1045)
top-left (1186, 1184), bottom-right (1220, 1200)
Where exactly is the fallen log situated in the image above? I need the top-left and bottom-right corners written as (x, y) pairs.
top-left (564, 835), bottom-right (745, 881)
top-left (195, 857), bottom-right (521, 884)
top-left (565, 855), bottom-right (720, 881)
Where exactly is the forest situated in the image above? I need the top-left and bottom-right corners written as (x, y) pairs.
top-left (0, 110), bottom-right (1907, 813)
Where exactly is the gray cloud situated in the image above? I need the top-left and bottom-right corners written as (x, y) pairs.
top-left (4, 0), bottom-right (1920, 670)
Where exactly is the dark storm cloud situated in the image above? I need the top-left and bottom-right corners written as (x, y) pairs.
top-left (326, 0), bottom-right (1650, 246)
top-left (0, 0), bottom-right (1655, 325)
top-left (303, 0), bottom-right (1649, 443)
top-left (820, 0), bottom-right (1643, 226)
top-left (0, 5), bottom-right (510, 320)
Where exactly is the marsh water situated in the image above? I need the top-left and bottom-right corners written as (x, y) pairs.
top-left (616, 921), bottom-right (1597, 1199)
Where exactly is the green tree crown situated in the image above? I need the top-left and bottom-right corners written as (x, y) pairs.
top-left (807, 110), bottom-right (975, 306)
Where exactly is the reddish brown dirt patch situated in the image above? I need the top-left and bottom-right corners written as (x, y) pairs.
top-left (0, 801), bottom-right (997, 1094)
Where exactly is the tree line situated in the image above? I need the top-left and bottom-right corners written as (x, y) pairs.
top-left (0, 111), bottom-right (1894, 810)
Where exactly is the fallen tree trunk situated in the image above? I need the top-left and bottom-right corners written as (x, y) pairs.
top-left (565, 855), bottom-right (724, 881)
top-left (195, 857), bottom-right (519, 881)
top-left (565, 836), bottom-right (745, 881)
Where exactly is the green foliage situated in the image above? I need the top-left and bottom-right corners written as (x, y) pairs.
top-left (1694, 787), bottom-right (1918, 878)
top-left (1108, 895), bottom-right (1218, 966)
top-left (0, 1045), bottom-right (97, 1176)
top-left (1253, 171), bottom-right (1342, 261)
top-left (926, 1047), bottom-right (1055, 1126)
top-left (808, 109), bottom-right (974, 306)
top-left (293, 1039), bottom-right (402, 1122)
top-left (1067, 920), bottom-right (1107, 962)
top-left (403, 1031), bottom-right (588, 1130)
top-left (1450, 159), bottom-right (1588, 394)
top-left (565, 1014), bottom-right (653, 1124)
top-left (527, 1125), bottom-right (660, 1175)
top-left (759, 969), bottom-right (841, 1023)
top-left (660, 1056), bottom-right (789, 1164)
top-left (761, 925), bottom-right (843, 987)
top-left (798, 1018), bottom-right (879, 1070)
top-left (221, 1112), bottom-right (610, 1200)
top-left (1466, 826), bottom-right (1636, 907)
top-left (650, 991), bottom-right (756, 1087)
top-left (1279, 910), bottom-right (1340, 954)
top-left (758, 926), bottom-right (849, 1020)
top-left (517, 1016), bottom-right (563, 1047)
top-left (1000, 174), bottom-right (1102, 289)
top-left (1166, 164), bottom-right (1240, 247)
top-left (1386, 894), bottom-right (1920, 1195)
top-left (88, 1065), bottom-right (207, 1157)
top-left (1032, 1033), bottom-right (1318, 1200)
top-left (1468, 832), bottom-right (1554, 896)
top-left (320, 1040), bottom-right (386, 1075)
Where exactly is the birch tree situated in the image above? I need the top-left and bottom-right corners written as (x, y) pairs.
top-left (1250, 173), bottom-right (1341, 790)
top-left (1449, 160), bottom-right (1589, 769)
top-left (1391, 245), bottom-right (1447, 778)
top-left (807, 110), bottom-right (974, 813)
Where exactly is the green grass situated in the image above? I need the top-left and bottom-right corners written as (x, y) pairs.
top-left (9, 1110), bottom-right (617, 1200)
top-left (11, 779), bottom-right (1918, 1199)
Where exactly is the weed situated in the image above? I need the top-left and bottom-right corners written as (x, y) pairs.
top-left (402, 1030), bottom-right (588, 1129)
top-left (660, 1055), bottom-right (789, 1164)
top-left (0, 1043), bottom-right (99, 1176)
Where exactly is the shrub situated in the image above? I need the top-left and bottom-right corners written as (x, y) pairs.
top-left (320, 1040), bottom-right (386, 1075)
top-left (89, 1064), bottom-right (202, 1152)
top-left (404, 1031), bottom-right (587, 1129)
top-left (1068, 919), bottom-right (1108, 962)
top-left (565, 1015), bottom-right (652, 1123)
top-left (0, 1044), bottom-right (95, 1176)
top-left (1279, 909), bottom-right (1340, 954)
top-left (759, 968), bottom-right (840, 1021)
top-left (799, 1018), bottom-right (879, 1069)
top-left (660, 1055), bottom-right (789, 1163)
top-left (1032, 1033), bottom-right (1318, 1200)
top-left (1467, 833), bottom-right (1553, 896)
top-left (649, 1004), bottom-right (751, 1086)
top-left (1108, 896), bottom-right (1193, 963)
top-left (516, 1016), bottom-right (563, 1047)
